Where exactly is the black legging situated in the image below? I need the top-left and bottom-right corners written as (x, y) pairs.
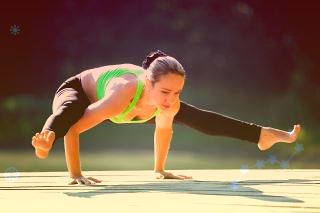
top-left (147, 103), bottom-right (261, 143)
top-left (42, 74), bottom-right (262, 144)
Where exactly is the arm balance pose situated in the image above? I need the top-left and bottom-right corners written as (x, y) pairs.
top-left (32, 50), bottom-right (301, 184)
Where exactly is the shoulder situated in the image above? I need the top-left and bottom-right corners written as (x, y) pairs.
top-left (120, 63), bottom-right (144, 71)
top-left (82, 64), bottom-right (144, 76)
top-left (97, 76), bottom-right (137, 114)
top-left (107, 77), bottom-right (137, 102)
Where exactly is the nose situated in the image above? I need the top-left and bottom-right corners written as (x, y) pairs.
top-left (165, 95), bottom-right (177, 105)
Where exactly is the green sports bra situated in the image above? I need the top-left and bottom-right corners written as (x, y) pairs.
top-left (96, 67), bottom-right (161, 124)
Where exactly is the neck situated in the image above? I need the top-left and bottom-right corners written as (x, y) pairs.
top-left (137, 74), bottom-right (155, 108)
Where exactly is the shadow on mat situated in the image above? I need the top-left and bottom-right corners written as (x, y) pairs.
top-left (63, 178), bottom-right (316, 203)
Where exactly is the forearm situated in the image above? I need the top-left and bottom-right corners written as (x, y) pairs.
top-left (154, 128), bottom-right (173, 172)
top-left (64, 130), bottom-right (82, 178)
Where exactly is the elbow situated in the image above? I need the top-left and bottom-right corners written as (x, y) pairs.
top-left (68, 125), bottom-right (81, 136)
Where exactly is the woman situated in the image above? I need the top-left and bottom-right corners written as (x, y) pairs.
top-left (31, 50), bottom-right (301, 185)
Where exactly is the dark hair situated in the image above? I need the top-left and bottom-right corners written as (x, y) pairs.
top-left (142, 50), bottom-right (168, 69)
top-left (142, 50), bottom-right (186, 85)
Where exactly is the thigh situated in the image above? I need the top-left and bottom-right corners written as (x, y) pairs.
top-left (52, 88), bottom-right (89, 115)
top-left (173, 100), bottom-right (195, 124)
top-left (51, 74), bottom-right (89, 113)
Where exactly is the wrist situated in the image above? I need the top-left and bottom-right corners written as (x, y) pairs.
top-left (70, 173), bottom-right (82, 178)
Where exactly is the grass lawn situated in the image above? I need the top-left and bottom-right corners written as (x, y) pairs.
top-left (0, 149), bottom-right (317, 174)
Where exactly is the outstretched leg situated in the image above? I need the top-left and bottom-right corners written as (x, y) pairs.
top-left (175, 101), bottom-right (262, 143)
top-left (145, 101), bottom-right (301, 150)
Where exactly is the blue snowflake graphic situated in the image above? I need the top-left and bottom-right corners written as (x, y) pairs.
top-left (267, 154), bottom-right (278, 164)
top-left (240, 164), bottom-right (249, 174)
top-left (231, 142), bottom-right (304, 190)
top-left (3, 166), bottom-right (20, 183)
top-left (256, 160), bottom-right (265, 169)
top-left (10, 25), bottom-right (21, 36)
top-left (280, 160), bottom-right (289, 169)
top-left (230, 181), bottom-right (240, 191)
top-left (294, 143), bottom-right (304, 153)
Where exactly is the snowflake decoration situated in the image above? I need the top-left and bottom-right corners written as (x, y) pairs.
top-left (294, 143), bottom-right (304, 153)
top-left (280, 160), bottom-right (289, 169)
top-left (256, 160), bottom-right (265, 169)
top-left (3, 167), bottom-right (20, 183)
top-left (10, 25), bottom-right (21, 36)
top-left (230, 181), bottom-right (240, 191)
top-left (231, 142), bottom-right (304, 190)
top-left (240, 164), bottom-right (249, 175)
top-left (267, 154), bottom-right (278, 164)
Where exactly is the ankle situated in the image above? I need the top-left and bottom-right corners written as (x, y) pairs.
top-left (257, 127), bottom-right (274, 151)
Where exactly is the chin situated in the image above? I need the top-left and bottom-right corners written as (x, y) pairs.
top-left (160, 104), bottom-right (171, 110)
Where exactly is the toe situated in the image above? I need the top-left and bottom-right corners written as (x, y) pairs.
top-left (291, 124), bottom-right (301, 137)
top-left (32, 138), bottom-right (37, 147)
top-left (47, 131), bottom-right (55, 141)
top-left (43, 130), bottom-right (49, 140)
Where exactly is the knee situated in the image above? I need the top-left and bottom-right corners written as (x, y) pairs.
top-left (53, 104), bottom-right (83, 121)
top-left (66, 125), bottom-right (80, 136)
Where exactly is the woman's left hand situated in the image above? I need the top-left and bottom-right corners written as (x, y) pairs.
top-left (69, 176), bottom-right (102, 185)
top-left (155, 170), bottom-right (193, 180)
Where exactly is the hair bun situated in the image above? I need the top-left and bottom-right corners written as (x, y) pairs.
top-left (142, 50), bottom-right (168, 69)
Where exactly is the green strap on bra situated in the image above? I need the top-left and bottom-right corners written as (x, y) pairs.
top-left (96, 67), bottom-right (160, 124)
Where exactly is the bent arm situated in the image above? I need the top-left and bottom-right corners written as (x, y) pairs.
top-left (70, 93), bottom-right (130, 134)
top-left (64, 86), bottom-right (134, 178)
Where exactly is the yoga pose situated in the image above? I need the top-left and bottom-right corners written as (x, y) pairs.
top-left (31, 50), bottom-right (301, 185)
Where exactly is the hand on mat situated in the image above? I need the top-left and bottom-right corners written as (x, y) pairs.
top-left (156, 170), bottom-right (192, 180)
top-left (69, 176), bottom-right (102, 185)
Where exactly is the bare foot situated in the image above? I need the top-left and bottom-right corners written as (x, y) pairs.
top-left (257, 124), bottom-right (301, 151)
top-left (31, 130), bottom-right (55, 159)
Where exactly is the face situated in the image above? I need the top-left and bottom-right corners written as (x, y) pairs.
top-left (147, 73), bottom-right (185, 110)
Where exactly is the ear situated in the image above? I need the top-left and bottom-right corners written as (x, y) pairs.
top-left (145, 78), bottom-right (152, 90)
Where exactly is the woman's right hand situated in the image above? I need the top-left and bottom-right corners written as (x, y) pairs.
top-left (69, 176), bottom-right (102, 185)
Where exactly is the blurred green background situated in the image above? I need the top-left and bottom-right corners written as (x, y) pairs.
top-left (1, 0), bottom-right (319, 173)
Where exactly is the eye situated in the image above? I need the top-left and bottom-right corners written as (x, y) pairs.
top-left (161, 91), bottom-right (169, 94)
